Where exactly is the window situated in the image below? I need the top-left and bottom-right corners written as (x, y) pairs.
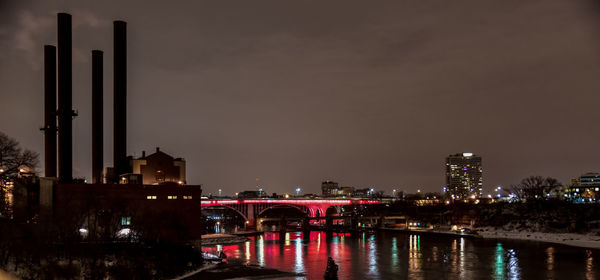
top-left (146, 195), bottom-right (157, 200)
top-left (155, 170), bottom-right (165, 183)
top-left (121, 216), bottom-right (131, 226)
top-left (168, 196), bottom-right (178, 199)
top-left (183, 196), bottom-right (193, 199)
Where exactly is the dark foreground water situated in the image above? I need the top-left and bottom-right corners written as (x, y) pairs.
top-left (203, 231), bottom-right (600, 279)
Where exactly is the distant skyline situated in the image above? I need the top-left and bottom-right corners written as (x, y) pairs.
top-left (2, 1), bottom-right (600, 196)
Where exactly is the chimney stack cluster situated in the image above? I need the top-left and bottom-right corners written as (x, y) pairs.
top-left (43, 13), bottom-right (129, 184)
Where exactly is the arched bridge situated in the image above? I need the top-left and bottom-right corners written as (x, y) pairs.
top-left (201, 198), bottom-right (380, 228)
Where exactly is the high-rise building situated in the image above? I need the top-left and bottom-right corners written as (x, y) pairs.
top-left (445, 153), bottom-right (482, 199)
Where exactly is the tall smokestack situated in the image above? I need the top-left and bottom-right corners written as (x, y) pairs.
top-left (43, 45), bottom-right (57, 178)
top-left (113, 20), bottom-right (127, 180)
top-left (92, 50), bottom-right (103, 184)
top-left (57, 13), bottom-right (73, 183)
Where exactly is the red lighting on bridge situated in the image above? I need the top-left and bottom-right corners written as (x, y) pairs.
top-left (200, 199), bottom-right (380, 206)
top-left (358, 200), bottom-right (380, 204)
top-left (242, 199), bottom-right (352, 205)
top-left (201, 200), bottom-right (240, 206)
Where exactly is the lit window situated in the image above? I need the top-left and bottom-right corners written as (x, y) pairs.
top-left (183, 196), bottom-right (193, 199)
top-left (121, 216), bottom-right (131, 226)
top-left (168, 196), bottom-right (178, 199)
top-left (146, 195), bottom-right (157, 200)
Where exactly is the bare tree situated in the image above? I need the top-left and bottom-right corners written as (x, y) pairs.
top-left (0, 132), bottom-right (38, 180)
top-left (0, 132), bottom-right (39, 217)
top-left (506, 176), bottom-right (562, 200)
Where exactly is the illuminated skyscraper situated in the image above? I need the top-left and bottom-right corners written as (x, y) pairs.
top-left (445, 153), bottom-right (482, 199)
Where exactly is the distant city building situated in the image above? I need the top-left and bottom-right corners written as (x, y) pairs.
top-left (237, 190), bottom-right (262, 199)
top-left (321, 180), bottom-right (339, 196)
top-left (340, 187), bottom-right (355, 196)
top-left (321, 180), bottom-right (355, 197)
top-left (565, 172), bottom-right (600, 203)
top-left (129, 147), bottom-right (186, 185)
top-left (352, 188), bottom-right (372, 197)
top-left (445, 153), bottom-right (482, 199)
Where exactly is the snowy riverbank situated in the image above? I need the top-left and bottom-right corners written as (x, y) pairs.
top-left (476, 227), bottom-right (600, 249)
top-left (202, 234), bottom-right (250, 246)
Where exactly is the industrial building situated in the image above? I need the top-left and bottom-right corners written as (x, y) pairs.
top-left (33, 13), bottom-right (202, 240)
top-left (129, 147), bottom-right (186, 185)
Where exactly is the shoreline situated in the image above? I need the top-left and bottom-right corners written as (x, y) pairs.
top-left (176, 259), bottom-right (302, 280)
top-left (475, 227), bottom-right (600, 249)
top-left (201, 228), bottom-right (600, 250)
top-left (368, 227), bottom-right (600, 250)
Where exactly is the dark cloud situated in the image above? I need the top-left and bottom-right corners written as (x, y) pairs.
top-left (1, 0), bottom-right (600, 196)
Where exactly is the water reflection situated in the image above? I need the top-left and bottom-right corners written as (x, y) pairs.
top-left (408, 235), bottom-right (422, 279)
top-left (494, 243), bottom-right (505, 280)
top-left (245, 241), bottom-right (251, 261)
top-left (256, 235), bottom-right (265, 266)
top-left (391, 237), bottom-right (398, 273)
top-left (368, 234), bottom-right (378, 277)
top-left (203, 232), bottom-right (600, 279)
top-left (507, 249), bottom-right (520, 280)
top-left (459, 238), bottom-right (465, 279)
top-left (294, 238), bottom-right (303, 274)
top-left (546, 246), bottom-right (554, 279)
top-left (586, 250), bottom-right (594, 280)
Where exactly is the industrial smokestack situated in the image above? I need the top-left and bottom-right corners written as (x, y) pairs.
top-left (113, 20), bottom-right (127, 180)
top-left (43, 45), bottom-right (57, 178)
top-left (92, 50), bottom-right (103, 184)
top-left (57, 13), bottom-right (73, 183)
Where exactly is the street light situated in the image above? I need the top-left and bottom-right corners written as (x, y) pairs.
top-left (296, 187), bottom-right (301, 196)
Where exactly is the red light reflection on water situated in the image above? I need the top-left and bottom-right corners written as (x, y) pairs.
top-left (202, 231), bottom-right (371, 279)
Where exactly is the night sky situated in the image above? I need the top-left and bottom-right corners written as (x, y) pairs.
top-left (2, 0), bottom-right (600, 196)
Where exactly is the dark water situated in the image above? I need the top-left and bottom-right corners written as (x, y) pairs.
top-left (203, 231), bottom-right (600, 279)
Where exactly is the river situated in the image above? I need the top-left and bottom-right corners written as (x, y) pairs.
top-left (202, 231), bottom-right (600, 279)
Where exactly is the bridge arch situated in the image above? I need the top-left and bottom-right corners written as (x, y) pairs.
top-left (325, 206), bottom-right (338, 216)
top-left (256, 203), bottom-right (310, 217)
top-left (203, 205), bottom-right (248, 221)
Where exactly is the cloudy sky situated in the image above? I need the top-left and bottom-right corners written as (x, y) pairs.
top-left (1, 0), bottom-right (600, 196)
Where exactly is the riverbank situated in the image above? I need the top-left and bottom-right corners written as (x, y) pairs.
top-left (379, 227), bottom-right (481, 238)
top-left (202, 234), bottom-right (250, 246)
top-left (476, 227), bottom-right (600, 249)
